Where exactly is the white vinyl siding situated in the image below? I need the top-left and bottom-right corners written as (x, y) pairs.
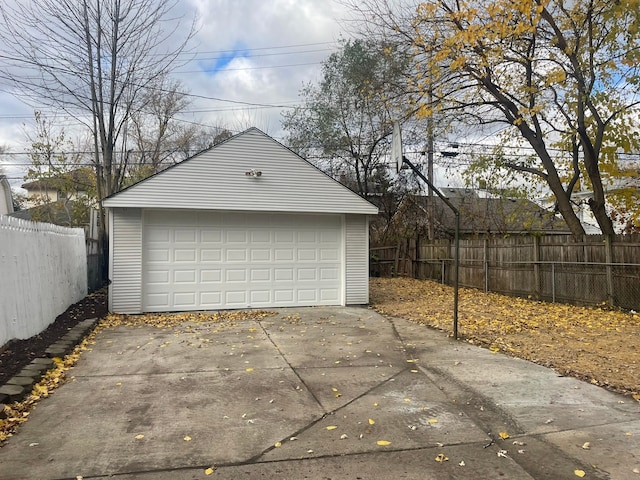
top-left (109, 208), bottom-right (143, 313)
top-left (345, 214), bottom-right (369, 304)
top-left (103, 129), bottom-right (378, 216)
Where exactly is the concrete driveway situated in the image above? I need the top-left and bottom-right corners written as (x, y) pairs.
top-left (0, 307), bottom-right (638, 479)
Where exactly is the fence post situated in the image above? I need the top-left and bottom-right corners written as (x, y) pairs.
top-left (551, 262), bottom-right (556, 303)
top-left (483, 237), bottom-right (489, 293)
top-left (393, 244), bottom-right (401, 277)
top-left (533, 236), bottom-right (541, 299)
top-left (604, 235), bottom-right (614, 305)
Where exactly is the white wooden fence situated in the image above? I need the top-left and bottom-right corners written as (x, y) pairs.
top-left (0, 216), bottom-right (87, 347)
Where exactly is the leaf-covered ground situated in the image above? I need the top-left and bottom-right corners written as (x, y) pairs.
top-left (370, 277), bottom-right (640, 400)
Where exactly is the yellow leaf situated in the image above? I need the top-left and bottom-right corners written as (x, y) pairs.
top-left (326, 425), bottom-right (338, 430)
top-left (427, 418), bottom-right (438, 424)
top-left (135, 434), bottom-right (144, 440)
top-left (377, 440), bottom-right (391, 446)
top-left (368, 419), bottom-right (375, 425)
top-left (331, 388), bottom-right (338, 392)
top-left (183, 436), bottom-right (191, 442)
top-left (435, 453), bottom-right (449, 462)
top-left (245, 368), bottom-right (254, 372)
top-left (499, 432), bottom-right (510, 439)
top-left (407, 359), bottom-right (417, 363)
top-left (373, 402), bottom-right (379, 407)
top-left (404, 398), bottom-right (411, 403)
top-left (410, 369), bottom-right (419, 373)
top-left (574, 470), bottom-right (586, 477)
top-left (274, 441), bottom-right (282, 447)
top-left (204, 467), bottom-right (215, 475)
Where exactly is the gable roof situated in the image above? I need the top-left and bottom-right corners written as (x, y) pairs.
top-left (103, 128), bottom-right (378, 215)
top-left (407, 192), bottom-right (571, 236)
top-left (21, 168), bottom-right (94, 192)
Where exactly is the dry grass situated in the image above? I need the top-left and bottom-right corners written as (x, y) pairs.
top-left (370, 277), bottom-right (640, 400)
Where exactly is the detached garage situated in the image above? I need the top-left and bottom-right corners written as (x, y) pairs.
top-left (103, 128), bottom-right (378, 313)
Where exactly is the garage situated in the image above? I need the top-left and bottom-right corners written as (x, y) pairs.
top-left (103, 128), bottom-right (377, 314)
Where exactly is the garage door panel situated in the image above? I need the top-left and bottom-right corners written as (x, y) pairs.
top-left (201, 249), bottom-right (222, 262)
top-left (201, 229), bottom-right (222, 243)
top-left (297, 249), bottom-right (317, 261)
top-left (250, 290), bottom-right (271, 303)
top-left (174, 249), bottom-right (196, 262)
top-left (274, 249), bottom-right (294, 261)
top-left (200, 291), bottom-right (222, 307)
top-left (175, 229), bottom-right (197, 242)
top-left (226, 249), bottom-right (247, 262)
top-left (200, 269), bottom-right (222, 283)
top-left (297, 290), bottom-right (317, 302)
top-left (226, 230), bottom-right (247, 243)
top-left (320, 289), bottom-right (340, 302)
top-left (147, 249), bottom-right (170, 262)
top-left (174, 270), bottom-right (196, 283)
top-left (250, 268), bottom-right (271, 281)
top-left (225, 290), bottom-right (247, 305)
top-left (174, 292), bottom-right (197, 307)
top-left (320, 267), bottom-right (339, 280)
top-left (250, 249), bottom-right (271, 261)
top-left (142, 212), bottom-right (343, 311)
top-left (146, 270), bottom-right (170, 284)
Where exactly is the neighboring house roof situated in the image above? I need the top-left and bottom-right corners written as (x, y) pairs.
top-left (406, 191), bottom-right (571, 236)
top-left (103, 128), bottom-right (378, 215)
top-left (21, 168), bottom-right (94, 192)
top-left (7, 200), bottom-right (88, 227)
top-left (0, 175), bottom-right (14, 215)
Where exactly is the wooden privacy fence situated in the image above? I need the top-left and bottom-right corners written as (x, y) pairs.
top-left (0, 216), bottom-right (88, 347)
top-left (370, 235), bottom-right (640, 311)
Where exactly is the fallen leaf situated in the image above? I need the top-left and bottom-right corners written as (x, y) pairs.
top-left (574, 470), bottom-right (586, 477)
top-left (499, 432), bottom-right (510, 440)
top-left (274, 441), bottom-right (282, 447)
top-left (340, 434), bottom-right (348, 439)
top-left (404, 398), bottom-right (412, 403)
top-left (326, 425), bottom-right (338, 430)
top-left (204, 467), bottom-right (215, 475)
top-left (245, 368), bottom-right (254, 372)
top-left (134, 434), bottom-right (144, 440)
top-left (427, 418), bottom-right (438, 424)
top-left (410, 369), bottom-right (419, 373)
top-left (377, 440), bottom-right (391, 446)
top-left (183, 436), bottom-right (191, 442)
top-left (373, 402), bottom-right (379, 407)
top-left (582, 442), bottom-right (590, 450)
top-left (435, 453), bottom-right (448, 462)
top-left (369, 419), bottom-right (375, 425)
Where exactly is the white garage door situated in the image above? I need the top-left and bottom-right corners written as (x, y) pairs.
top-left (142, 210), bottom-right (343, 311)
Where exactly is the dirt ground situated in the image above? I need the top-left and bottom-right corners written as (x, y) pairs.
top-left (370, 277), bottom-right (640, 401)
top-left (0, 289), bottom-right (108, 386)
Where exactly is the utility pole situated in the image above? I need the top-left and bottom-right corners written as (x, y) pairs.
top-left (426, 84), bottom-right (435, 240)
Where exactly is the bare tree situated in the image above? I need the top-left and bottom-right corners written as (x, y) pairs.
top-left (0, 0), bottom-right (195, 272)
top-left (343, 0), bottom-right (640, 237)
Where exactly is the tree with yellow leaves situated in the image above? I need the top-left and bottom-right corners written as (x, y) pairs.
top-left (344, 0), bottom-right (640, 236)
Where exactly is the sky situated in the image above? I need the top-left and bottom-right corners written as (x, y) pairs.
top-left (0, 0), bottom-right (355, 186)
